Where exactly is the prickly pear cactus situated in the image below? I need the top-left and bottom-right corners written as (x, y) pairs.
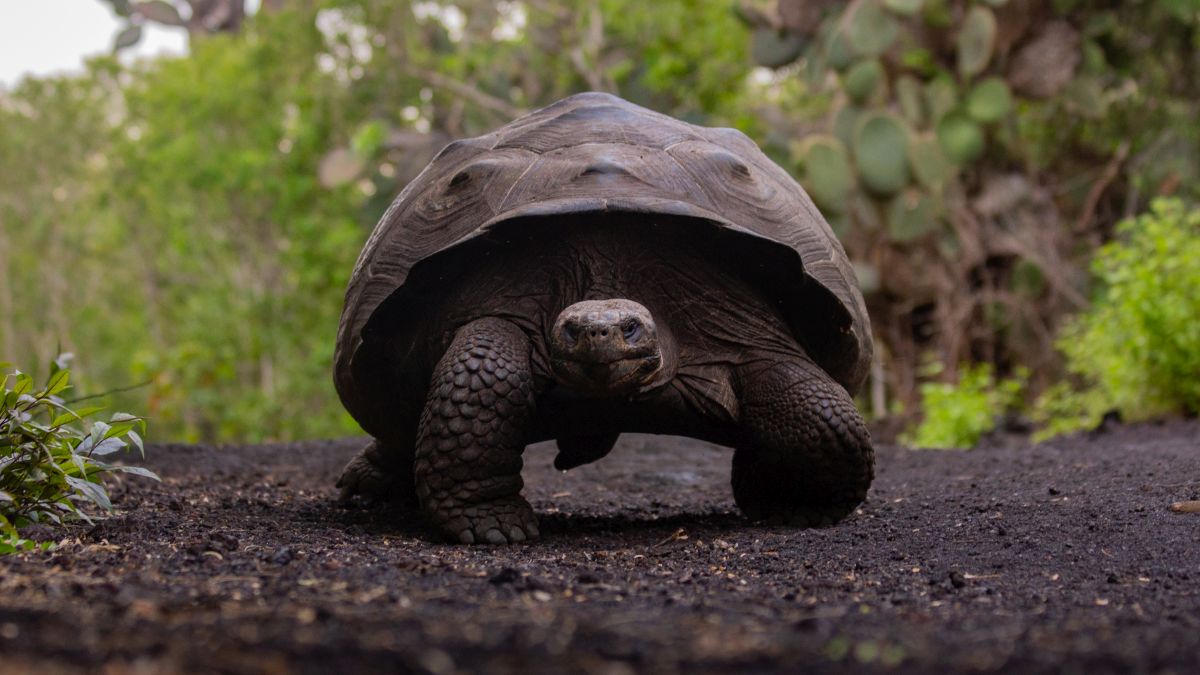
top-left (736, 0), bottom-right (1129, 410)
top-left (740, 0), bottom-right (1097, 252)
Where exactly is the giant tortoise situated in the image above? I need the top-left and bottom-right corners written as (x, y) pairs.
top-left (334, 92), bottom-right (874, 544)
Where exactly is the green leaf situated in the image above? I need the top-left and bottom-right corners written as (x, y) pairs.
top-left (798, 135), bottom-right (855, 213)
top-left (103, 420), bottom-right (139, 440)
top-left (887, 189), bottom-right (941, 242)
top-left (13, 373), bottom-right (33, 397)
top-left (113, 24), bottom-right (143, 52)
top-left (70, 453), bottom-right (89, 477)
top-left (907, 132), bottom-right (955, 190)
top-left (956, 6), bottom-right (997, 79)
top-left (127, 430), bottom-right (145, 456)
top-left (89, 438), bottom-right (126, 457)
top-left (46, 370), bottom-right (70, 397)
top-left (133, 1), bottom-right (185, 26)
top-left (65, 476), bottom-right (112, 512)
top-left (751, 28), bottom-right (807, 68)
top-left (965, 77), bottom-right (1013, 123)
top-left (936, 112), bottom-right (985, 164)
top-left (853, 112), bottom-right (912, 197)
top-left (114, 466), bottom-right (160, 481)
top-left (833, 105), bottom-right (863, 148)
top-left (848, 0), bottom-right (900, 57)
top-left (843, 59), bottom-right (885, 104)
top-left (72, 405), bottom-right (108, 420)
top-left (50, 411), bottom-right (80, 428)
top-left (91, 421), bottom-right (112, 442)
top-left (825, 28), bottom-right (858, 71)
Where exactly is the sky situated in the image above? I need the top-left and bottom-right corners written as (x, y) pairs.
top-left (0, 1), bottom-right (191, 87)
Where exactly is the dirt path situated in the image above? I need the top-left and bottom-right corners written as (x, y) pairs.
top-left (1, 422), bottom-right (1198, 674)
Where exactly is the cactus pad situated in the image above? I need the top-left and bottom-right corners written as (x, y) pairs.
top-left (854, 112), bottom-right (912, 197)
top-left (956, 6), bottom-right (997, 79)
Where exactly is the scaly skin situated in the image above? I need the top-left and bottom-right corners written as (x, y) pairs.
top-left (335, 439), bottom-right (416, 505)
top-left (413, 318), bottom-right (540, 544)
top-left (732, 355), bottom-right (874, 527)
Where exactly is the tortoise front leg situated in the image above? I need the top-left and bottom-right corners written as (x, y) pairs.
top-left (414, 318), bottom-right (539, 544)
top-left (732, 356), bottom-right (875, 526)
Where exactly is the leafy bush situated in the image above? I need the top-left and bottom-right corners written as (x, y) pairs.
top-left (1, 358), bottom-right (157, 554)
top-left (903, 363), bottom-right (1026, 449)
top-left (1035, 199), bottom-right (1200, 437)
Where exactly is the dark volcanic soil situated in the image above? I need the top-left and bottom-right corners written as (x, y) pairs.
top-left (1, 422), bottom-right (1199, 674)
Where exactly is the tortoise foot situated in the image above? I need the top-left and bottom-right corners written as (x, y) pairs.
top-left (733, 356), bottom-right (874, 528)
top-left (336, 440), bottom-right (415, 505)
top-left (732, 452), bottom-right (866, 527)
top-left (431, 495), bottom-right (540, 544)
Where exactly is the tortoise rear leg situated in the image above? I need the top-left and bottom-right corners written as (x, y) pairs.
top-left (336, 438), bottom-right (416, 506)
top-left (415, 318), bottom-right (539, 544)
top-left (732, 355), bottom-right (874, 527)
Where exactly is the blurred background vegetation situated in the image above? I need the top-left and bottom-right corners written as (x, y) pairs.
top-left (1, 0), bottom-right (1197, 445)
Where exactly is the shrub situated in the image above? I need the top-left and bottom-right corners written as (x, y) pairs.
top-left (1, 357), bottom-right (157, 554)
top-left (1035, 198), bottom-right (1200, 437)
top-left (903, 363), bottom-right (1026, 449)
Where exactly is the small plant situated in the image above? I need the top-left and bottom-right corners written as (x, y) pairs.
top-left (1, 356), bottom-right (158, 554)
top-left (1034, 198), bottom-right (1200, 437)
top-left (903, 362), bottom-right (1026, 449)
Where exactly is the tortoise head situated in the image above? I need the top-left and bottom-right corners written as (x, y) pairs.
top-left (549, 299), bottom-right (662, 396)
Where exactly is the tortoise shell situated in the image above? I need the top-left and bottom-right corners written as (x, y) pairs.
top-left (335, 92), bottom-right (872, 432)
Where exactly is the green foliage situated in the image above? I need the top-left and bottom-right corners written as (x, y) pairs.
top-left (757, 0), bottom-right (1200, 421)
top-left (2, 2), bottom-right (760, 443)
top-left (904, 363), bottom-right (1027, 449)
top-left (1035, 199), bottom-right (1200, 437)
top-left (107, 11), bottom-right (364, 441)
top-left (1030, 382), bottom-right (1108, 442)
top-left (1, 358), bottom-right (157, 554)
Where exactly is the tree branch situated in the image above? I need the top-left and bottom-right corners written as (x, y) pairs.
top-left (401, 65), bottom-right (526, 119)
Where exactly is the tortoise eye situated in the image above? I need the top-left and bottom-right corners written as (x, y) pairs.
top-left (563, 322), bottom-right (581, 343)
top-left (622, 320), bottom-right (641, 342)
